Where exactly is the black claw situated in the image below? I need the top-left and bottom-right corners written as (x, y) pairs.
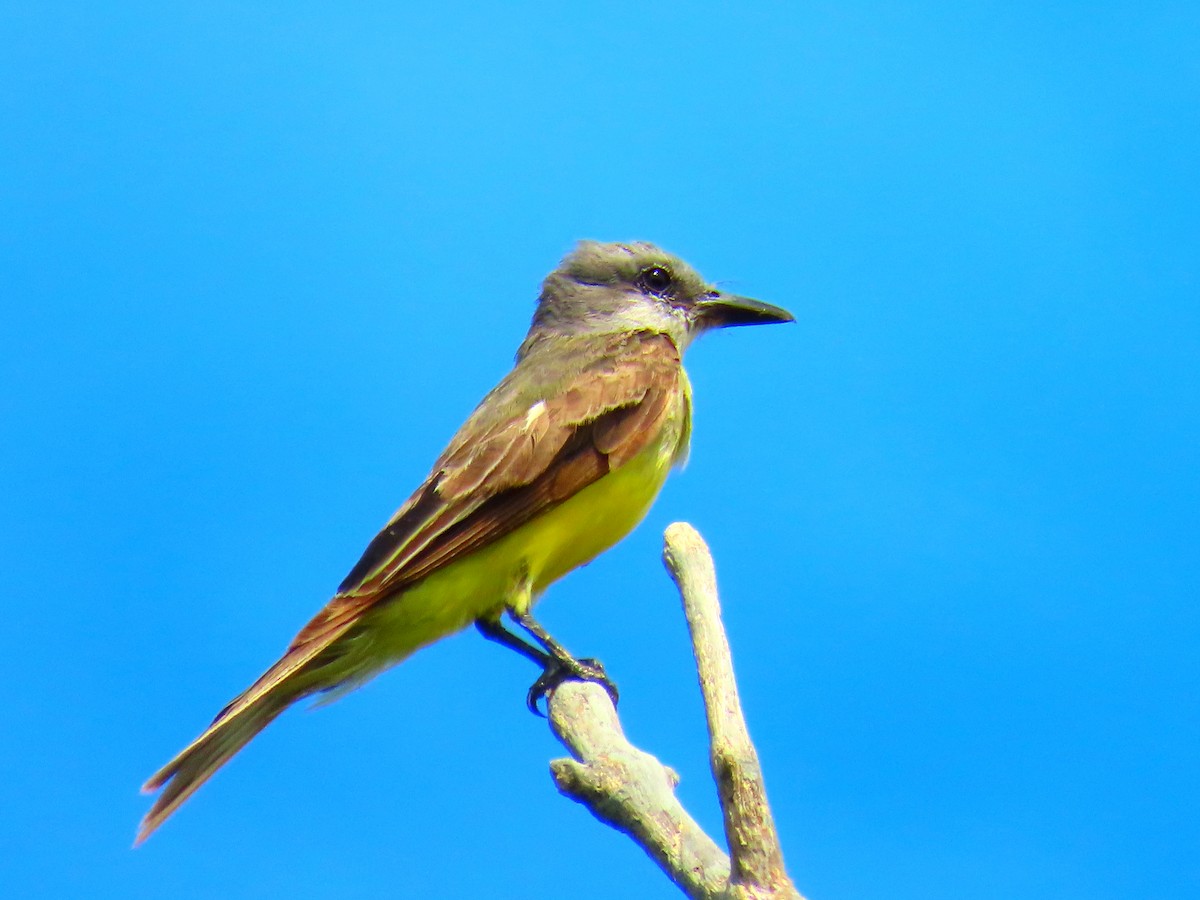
top-left (526, 672), bottom-right (553, 717)
top-left (525, 656), bottom-right (619, 717)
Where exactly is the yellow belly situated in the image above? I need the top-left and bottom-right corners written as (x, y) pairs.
top-left (335, 433), bottom-right (677, 680)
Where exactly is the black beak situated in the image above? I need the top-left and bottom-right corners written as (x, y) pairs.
top-left (693, 292), bottom-right (795, 329)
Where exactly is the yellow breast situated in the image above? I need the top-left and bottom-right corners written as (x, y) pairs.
top-left (349, 378), bottom-right (690, 670)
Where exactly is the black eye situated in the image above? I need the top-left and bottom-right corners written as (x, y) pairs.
top-left (639, 266), bottom-right (673, 295)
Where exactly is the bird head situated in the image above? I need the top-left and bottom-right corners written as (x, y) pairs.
top-left (522, 241), bottom-right (793, 357)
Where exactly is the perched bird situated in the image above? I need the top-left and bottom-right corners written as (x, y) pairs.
top-left (138, 240), bottom-right (793, 843)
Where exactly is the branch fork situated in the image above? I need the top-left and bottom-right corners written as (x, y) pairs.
top-left (545, 523), bottom-right (802, 900)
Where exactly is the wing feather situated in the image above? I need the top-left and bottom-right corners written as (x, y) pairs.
top-left (141, 331), bottom-right (683, 835)
top-left (287, 331), bottom-right (681, 654)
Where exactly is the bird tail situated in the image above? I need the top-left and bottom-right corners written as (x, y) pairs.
top-left (137, 589), bottom-right (382, 845)
top-left (136, 672), bottom-right (306, 845)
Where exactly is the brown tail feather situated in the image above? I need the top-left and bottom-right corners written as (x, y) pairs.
top-left (137, 605), bottom-right (366, 845)
top-left (135, 687), bottom-right (295, 845)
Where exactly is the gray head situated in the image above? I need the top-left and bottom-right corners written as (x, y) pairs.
top-left (519, 241), bottom-right (793, 359)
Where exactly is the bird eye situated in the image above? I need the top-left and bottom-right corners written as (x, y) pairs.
top-left (639, 266), bottom-right (673, 295)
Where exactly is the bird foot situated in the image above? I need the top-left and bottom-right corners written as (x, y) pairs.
top-left (526, 656), bottom-right (619, 716)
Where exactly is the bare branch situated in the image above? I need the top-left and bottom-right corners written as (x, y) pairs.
top-left (544, 523), bottom-right (802, 900)
top-left (663, 523), bottom-right (801, 900)
top-left (549, 681), bottom-right (730, 899)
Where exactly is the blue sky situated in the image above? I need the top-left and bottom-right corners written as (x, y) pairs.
top-left (2, 3), bottom-right (1197, 898)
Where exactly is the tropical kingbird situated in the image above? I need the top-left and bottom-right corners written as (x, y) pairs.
top-left (138, 240), bottom-right (793, 843)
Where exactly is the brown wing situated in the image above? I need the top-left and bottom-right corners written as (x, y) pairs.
top-left (139, 330), bottom-right (683, 843)
top-left (138, 328), bottom-right (690, 844)
top-left (182, 330), bottom-right (682, 735)
top-left (287, 329), bottom-right (683, 655)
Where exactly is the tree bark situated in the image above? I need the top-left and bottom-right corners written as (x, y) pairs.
top-left (545, 523), bottom-right (803, 900)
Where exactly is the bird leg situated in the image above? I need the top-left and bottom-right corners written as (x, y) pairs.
top-left (474, 614), bottom-right (549, 666)
top-left (475, 609), bottom-right (619, 715)
top-left (511, 609), bottom-right (620, 714)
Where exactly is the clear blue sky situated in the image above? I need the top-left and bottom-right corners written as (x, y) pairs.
top-left (2, 3), bottom-right (1197, 898)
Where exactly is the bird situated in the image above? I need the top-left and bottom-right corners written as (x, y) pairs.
top-left (137, 240), bottom-right (793, 843)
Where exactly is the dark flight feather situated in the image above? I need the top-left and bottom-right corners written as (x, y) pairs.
top-left (137, 329), bottom-right (684, 843)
